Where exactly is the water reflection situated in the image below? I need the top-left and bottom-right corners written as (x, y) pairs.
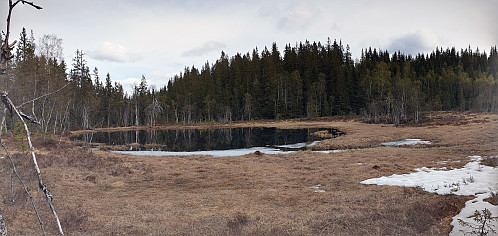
top-left (78, 127), bottom-right (343, 152)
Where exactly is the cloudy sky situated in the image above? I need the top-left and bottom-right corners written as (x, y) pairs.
top-left (1, 0), bottom-right (496, 93)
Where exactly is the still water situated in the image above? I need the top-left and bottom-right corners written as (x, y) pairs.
top-left (78, 127), bottom-right (343, 152)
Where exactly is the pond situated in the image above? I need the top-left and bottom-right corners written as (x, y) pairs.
top-left (75, 127), bottom-right (344, 156)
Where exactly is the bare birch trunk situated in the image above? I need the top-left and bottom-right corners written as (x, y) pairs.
top-left (1, 93), bottom-right (64, 235)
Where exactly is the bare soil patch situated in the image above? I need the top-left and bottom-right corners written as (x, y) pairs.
top-left (0, 113), bottom-right (496, 235)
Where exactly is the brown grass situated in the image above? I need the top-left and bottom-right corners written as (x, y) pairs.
top-left (0, 112), bottom-right (496, 235)
top-left (485, 191), bottom-right (498, 206)
top-left (481, 156), bottom-right (498, 168)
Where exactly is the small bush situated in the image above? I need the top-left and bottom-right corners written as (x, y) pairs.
top-left (227, 212), bottom-right (249, 231)
top-left (33, 136), bottom-right (57, 149)
top-left (12, 121), bottom-right (28, 149)
top-left (83, 175), bottom-right (97, 183)
top-left (61, 206), bottom-right (89, 233)
top-left (458, 208), bottom-right (497, 235)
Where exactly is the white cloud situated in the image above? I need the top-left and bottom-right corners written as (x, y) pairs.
top-left (88, 42), bottom-right (142, 63)
top-left (182, 41), bottom-right (226, 57)
top-left (116, 71), bottom-right (175, 94)
top-left (277, 0), bottom-right (320, 31)
top-left (387, 29), bottom-right (438, 55)
top-left (118, 77), bottom-right (142, 92)
top-left (146, 71), bottom-right (176, 90)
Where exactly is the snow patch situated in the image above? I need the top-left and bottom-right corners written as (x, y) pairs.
top-left (361, 156), bottom-right (498, 235)
top-left (308, 141), bottom-right (321, 146)
top-left (310, 184), bottom-right (326, 193)
top-left (381, 139), bottom-right (432, 146)
top-left (312, 150), bottom-right (343, 154)
top-left (111, 147), bottom-right (295, 157)
top-left (276, 142), bottom-right (307, 149)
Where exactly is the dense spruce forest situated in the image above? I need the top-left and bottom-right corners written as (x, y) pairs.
top-left (2, 29), bottom-right (497, 131)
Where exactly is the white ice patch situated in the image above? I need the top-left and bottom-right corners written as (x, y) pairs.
top-left (111, 147), bottom-right (295, 157)
top-left (361, 156), bottom-right (498, 235)
top-left (381, 139), bottom-right (432, 146)
top-left (310, 184), bottom-right (326, 193)
top-left (276, 142), bottom-right (307, 149)
top-left (308, 141), bottom-right (321, 146)
top-left (312, 150), bottom-right (343, 154)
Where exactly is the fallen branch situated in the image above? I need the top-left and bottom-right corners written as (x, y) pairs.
top-left (0, 207), bottom-right (5, 236)
top-left (1, 92), bottom-right (40, 125)
top-left (0, 140), bottom-right (46, 235)
top-left (0, 92), bottom-right (64, 235)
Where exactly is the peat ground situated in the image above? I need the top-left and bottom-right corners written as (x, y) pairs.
top-left (0, 112), bottom-right (496, 235)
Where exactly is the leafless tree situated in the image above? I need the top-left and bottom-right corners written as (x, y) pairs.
top-left (38, 34), bottom-right (63, 62)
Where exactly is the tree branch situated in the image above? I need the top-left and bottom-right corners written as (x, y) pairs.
top-left (0, 110), bottom-right (46, 235)
top-left (2, 92), bottom-right (40, 125)
top-left (1, 0), bottom-right (42, 73)
top-left (0, 206), bottom-right (6, 236)
top-left (16, 0), bottom-right (43, 9)
top-left (0, 141), bottom-right (46, 236)
top-left (0, 93), bottom-right (64, 235)
top-left (17, 82), bottom-right (71, 108)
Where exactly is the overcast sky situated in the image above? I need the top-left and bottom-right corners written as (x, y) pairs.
top-left (2, 0), bottom-right (496, 93)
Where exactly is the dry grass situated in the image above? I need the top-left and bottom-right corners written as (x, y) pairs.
top-left (0, 112), bottom-right (496, 235)
top-left (485, 191), bottom-right (498, 206)
top-left (481, 156), bottom-right (498, 168)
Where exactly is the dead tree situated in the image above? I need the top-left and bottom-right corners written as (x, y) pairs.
top-left (1, 1), bottom-right (65, 235)
top-left (1, 1), bottom-right (41, 72)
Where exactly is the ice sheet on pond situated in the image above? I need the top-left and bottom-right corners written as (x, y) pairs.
top-left (111, 147), bottom-right (295, 157)
top-left (275, 142), bottom-right (307, 149)
top-left (381, 138), bottom-right (431, 146)
top-left (361, 156), bottom-right (498, 235)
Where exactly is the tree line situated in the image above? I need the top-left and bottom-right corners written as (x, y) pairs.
top-left (156, 39), bottom-right (497, 125)
top-left (2, 30), bottom-right (497, 132)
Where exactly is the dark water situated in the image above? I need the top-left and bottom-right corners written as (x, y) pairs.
top-left (77, 127), bottom-right (343, 152)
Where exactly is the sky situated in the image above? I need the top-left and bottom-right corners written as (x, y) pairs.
top-left (1, 0), bottom-right (496, 93)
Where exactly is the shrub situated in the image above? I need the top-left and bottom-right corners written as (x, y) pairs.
top-left (458, 208), bottom-right (498, 235)
top-left (227, 212), bottom-right (249, 231)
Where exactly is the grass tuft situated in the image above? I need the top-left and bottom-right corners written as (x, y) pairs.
top-left (481, 156), bottom-right (498, 168)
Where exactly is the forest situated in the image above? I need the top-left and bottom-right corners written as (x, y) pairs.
top-left (2, 28), bottom-right (497, 132)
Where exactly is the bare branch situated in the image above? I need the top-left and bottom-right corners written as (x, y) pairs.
top-left (19, 0), bottom-right (43, 9)
top-left (17, 82), bottom-right (71, 108)
top-left (1, 0), bottom-right (42, 73)
top-left (0, 207), bottom-right (6, 236)
top-left (0, 112), bottom-right (46, 235)
top-left (1, 93), bottom-right (40, 125)
top-left (0, 93), bottom-right (64, 235)
top-left (0, 141), bottom-right (46, 236)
